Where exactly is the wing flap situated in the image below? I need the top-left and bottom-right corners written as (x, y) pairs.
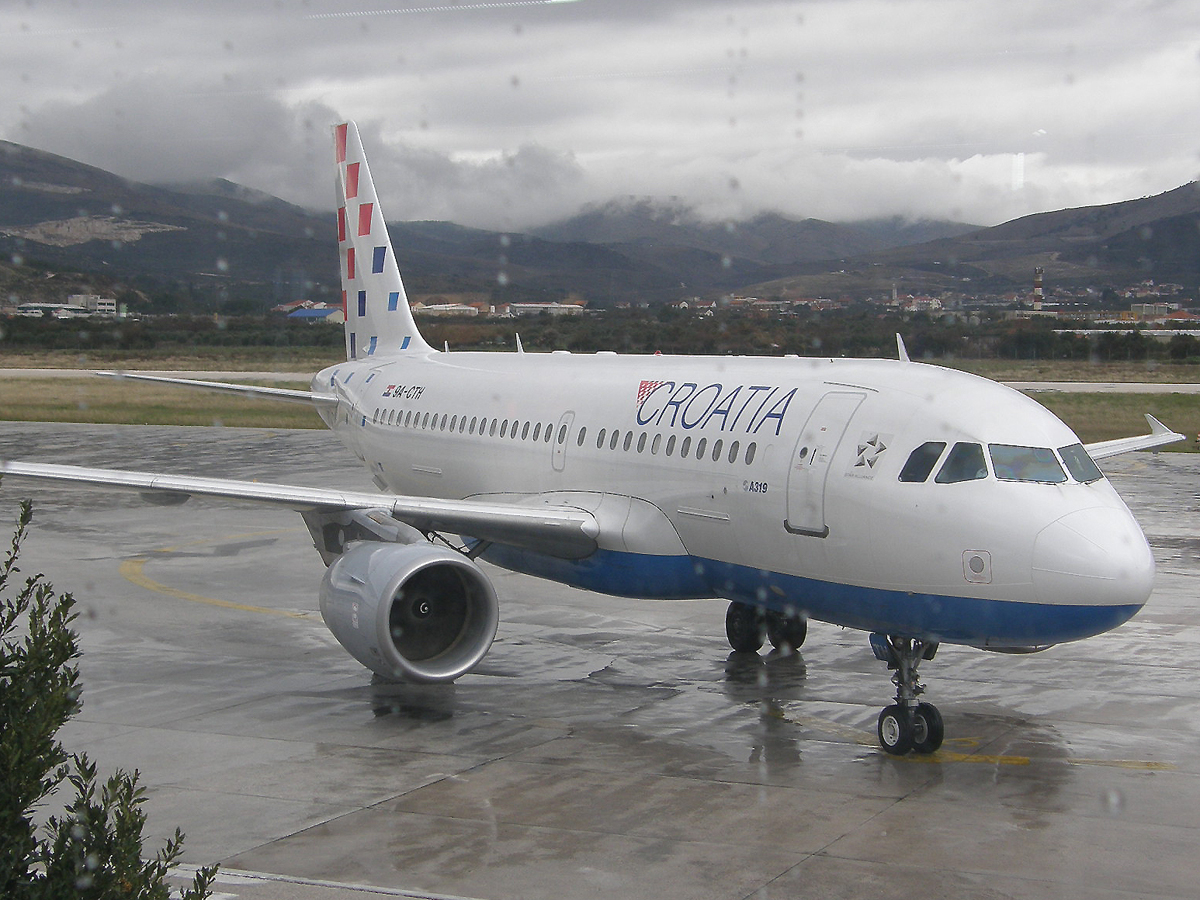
top-left (1084, 414), bottom-right (1185, 460)
top-left (0, 461), bottom-right (598, 559)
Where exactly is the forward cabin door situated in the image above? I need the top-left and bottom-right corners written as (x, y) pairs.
top-left (784, 391), bottom-right (865, 538)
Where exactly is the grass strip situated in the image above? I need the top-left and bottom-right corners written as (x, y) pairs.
top-left (2, 375), bottom-right (1199, 451)
top-left (0, 377), bottom-right (322, 429)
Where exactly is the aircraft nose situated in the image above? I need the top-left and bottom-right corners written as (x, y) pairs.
top-left (1032, 507), bottom-right (1154, 607)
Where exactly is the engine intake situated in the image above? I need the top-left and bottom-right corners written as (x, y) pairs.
top-left (319, 541), bottom-right (499, 682)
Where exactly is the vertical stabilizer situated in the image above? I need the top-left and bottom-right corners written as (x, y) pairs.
top-left (334, 122), bottom-right (433, 359)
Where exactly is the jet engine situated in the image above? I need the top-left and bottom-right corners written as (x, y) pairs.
top-left (319, 541), bottom-right (500, 682)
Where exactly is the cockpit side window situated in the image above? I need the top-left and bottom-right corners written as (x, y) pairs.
top-left (934, 442), bottom-right (987, 484)
top-left (1058, 443), bottom-right (1104, 483)
top-left (989, 444), bottom-right (1067, 483)
top-left (899, 441), bottom-right (947, 483)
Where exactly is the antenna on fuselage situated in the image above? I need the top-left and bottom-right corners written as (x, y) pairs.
top-left (896, 334), bottom-right (911, 363)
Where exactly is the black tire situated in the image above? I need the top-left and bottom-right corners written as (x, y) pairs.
top-left (911, 702), bottom-right (944, 754)
top-left (766, 611), bottom-right (808, 650)
top-left (877, 704), bottom-right (912, 755)
top-left (725, 602), bottom-right (766, 652)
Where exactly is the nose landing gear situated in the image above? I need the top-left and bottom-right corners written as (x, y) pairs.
top-left (871, 634), bottom-right (944, 755)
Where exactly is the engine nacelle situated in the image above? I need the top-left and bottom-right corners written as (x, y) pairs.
top-left (319, 541), bottom-right (499, 682)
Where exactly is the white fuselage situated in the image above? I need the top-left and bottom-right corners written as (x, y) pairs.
top-left (314, 350), bottom-right (1154, 650)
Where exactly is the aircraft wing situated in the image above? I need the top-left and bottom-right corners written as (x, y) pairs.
top-left (95, 371), bottom-right (338, 408)
top-left (0, 461), bottom-right (599, 558)
top-left (1084, 414), bottom-right (1185, 460)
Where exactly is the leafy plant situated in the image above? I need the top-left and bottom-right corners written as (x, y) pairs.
top-left (0, 496), bottom-right (216, 898)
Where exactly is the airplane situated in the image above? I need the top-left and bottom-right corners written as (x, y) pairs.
top-left (0, 121), bottom-right (1184, 756)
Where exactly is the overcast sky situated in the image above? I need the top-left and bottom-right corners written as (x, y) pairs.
top-left (3, 0), bottom-right (1198, 231)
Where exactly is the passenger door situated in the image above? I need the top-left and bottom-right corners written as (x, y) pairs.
top-left (784, 391), bottom-right (865, 537)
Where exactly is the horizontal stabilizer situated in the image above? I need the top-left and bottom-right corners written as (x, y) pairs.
top-left (95, 371), bottom-right (337, 408)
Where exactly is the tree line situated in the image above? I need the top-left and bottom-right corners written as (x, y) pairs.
top-left (4, 307), bottom-right (1200, 363)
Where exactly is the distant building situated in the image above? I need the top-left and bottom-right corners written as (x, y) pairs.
top-left (68, 293), bottom-right (118, 317)
top-left (287, 307), bottom-right (345, 324)
top-left (15, 302), bottom-right (91, 318)
top-left (413, 303), bottom-right (480, 317)
top-left (507, 302), bottom-right (586, 317)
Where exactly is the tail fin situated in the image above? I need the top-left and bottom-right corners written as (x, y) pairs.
top-left (334, 121), bottom-right (432, 359)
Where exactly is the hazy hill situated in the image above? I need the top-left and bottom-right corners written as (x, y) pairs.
top-left (2, 138), bottom-right (1198, 311)
top-left (869, 182), bottom-right (1200, 288)
top-left (534, 198), bottom-right (977, 265)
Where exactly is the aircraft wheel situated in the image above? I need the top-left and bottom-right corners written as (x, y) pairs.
top-left (725, 602), bottom-right (766, 653)
top-left (877, 704), bottom-right (913, 755)
top-left (911, 702), bottom-right (944, 754)
top-left (766, 611), bottom-right (807, 651)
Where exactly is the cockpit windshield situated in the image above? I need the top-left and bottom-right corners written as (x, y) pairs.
top-left (902, 441), bottom-right (1106, 485)
top-left (1058, 443), bottom-right (1105, 483)
top-left (934, 442), bottom-right (988, 484)
top-left (989, 445), bottom-right (1066, 483)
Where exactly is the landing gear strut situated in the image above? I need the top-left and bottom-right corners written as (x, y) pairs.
top-left (725, 602), bottom-right (808, 653)
top-left (870, 634), bottom-right (944, 755)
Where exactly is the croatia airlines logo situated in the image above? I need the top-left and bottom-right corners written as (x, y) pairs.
top-left (635, 378), bottom-right (798, 436)
top-left (637, 380), bottom-right (666, 406)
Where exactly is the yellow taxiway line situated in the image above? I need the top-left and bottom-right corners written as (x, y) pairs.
top-left (119, 529), bottom-right (316, 619)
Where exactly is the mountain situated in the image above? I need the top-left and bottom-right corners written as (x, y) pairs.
top-left (0, 141), bottom-right (338, 308)
top-left (868, 182), bottom-right (1200, 289)
top-left (533, 198), bottom-right (977, 265)
top-left (2, 138), bottom-right (1198, 310)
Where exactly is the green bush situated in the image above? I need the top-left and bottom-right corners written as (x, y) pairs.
top-left (0, 497), bottom-right (215, 899)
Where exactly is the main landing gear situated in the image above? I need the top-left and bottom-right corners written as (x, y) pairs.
top-left (870, 634), bottom-right (944, 755)
top-left (725, 601), bottom-right (808, 653)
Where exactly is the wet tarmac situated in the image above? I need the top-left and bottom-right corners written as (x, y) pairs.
top-left (2, 421), bottom-right (1199, 900)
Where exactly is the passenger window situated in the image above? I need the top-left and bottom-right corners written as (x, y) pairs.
top-left (745, 442), bottom-right (756, 465)
top-left (637, 433), bottom-right (647, 453)
top-left (681, 436), bottom-right (692, 458)
top-left (521, 421), bottom-right (530, 440)
top-left (696, 437), bottom-right (708, 459)
top-left (990, 445), bottom-right (1066, 483)
top-left (728, 441), bottom-right (739, 463)
top-left (532, 422), bottom-right (541, 441)
top-left (711, 439), bottom-right (723, 462)
top-left (651, 434), bottom-right (661, 455)
top-left (935, 443), bottom-right (987, 484)
top-left (609, 430), bottom-right (619, 450)
top-left (1059, 443), bottom-right (1104, 483)
top-left (899, 442), bottom-right (946, 483)
top-left (577, 427), bottom-right (587, 447)
top-left (665, 435), bottom-right (676, 456)
top-left (623, 431), bottom-right (633, 451)
top-left (597, 428), bottom-right (607, 449)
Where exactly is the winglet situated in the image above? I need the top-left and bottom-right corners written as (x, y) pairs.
top-left (516, 333), bottom-right (525, 354)
top-left (1084, 414), bottom-right (1186, 460)
top-left (1146, 413), bottom-right (1174, 436)
top-left (896, 334), bottom-right (911, 363)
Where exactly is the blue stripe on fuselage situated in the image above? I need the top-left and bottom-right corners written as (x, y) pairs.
top-left (479, 546), bottom-right (1140, 647)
